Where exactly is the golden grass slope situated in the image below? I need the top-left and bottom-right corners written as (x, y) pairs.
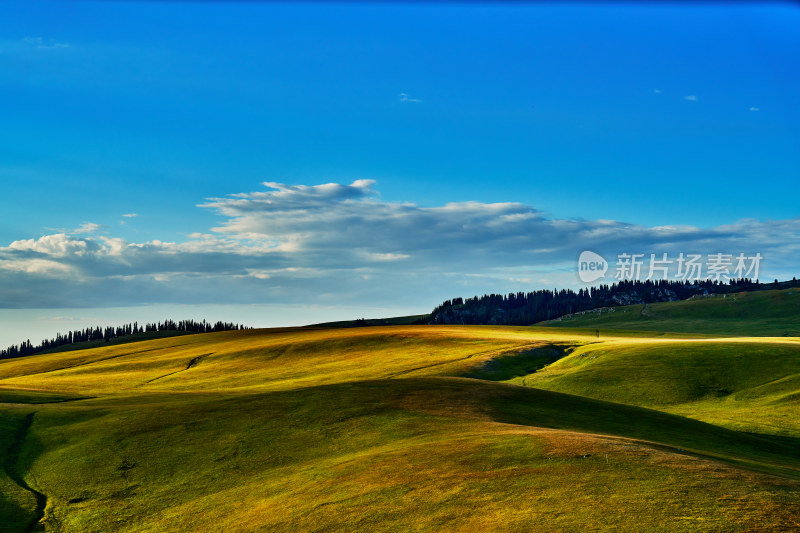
top-left (0, 325), bottom-right (799, 532)
top-left (0, 326), bottom-right (597, 395)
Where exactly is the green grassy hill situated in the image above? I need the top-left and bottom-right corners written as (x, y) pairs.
top-left (538, 288), bottom-right (800, 336)
top-left (500, 338), bottom-right (800, 438)
top-left (1, 326), bottom-right (799, 532)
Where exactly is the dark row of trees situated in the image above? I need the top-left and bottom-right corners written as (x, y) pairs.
top-left (428, 277), bottom-right (800, 326)
top-left (1, 319), bottom-right (251, 360)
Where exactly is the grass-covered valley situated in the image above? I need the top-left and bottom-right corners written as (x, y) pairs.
top-left (1, 301), bottom-right (800, 532)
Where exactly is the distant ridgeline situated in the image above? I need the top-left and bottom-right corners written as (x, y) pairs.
top-left (428, 278), bottom-right (800, 326)
top-left (0, 319), bottom-right (250, 360)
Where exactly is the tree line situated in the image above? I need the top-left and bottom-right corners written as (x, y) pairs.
top-left (428, 277), bottom-right (800, 326)
top-left (1, 319), bottom-right (251, 360)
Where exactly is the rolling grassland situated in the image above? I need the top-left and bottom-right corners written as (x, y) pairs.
top-left (0, 323), bottom-right (798, 531)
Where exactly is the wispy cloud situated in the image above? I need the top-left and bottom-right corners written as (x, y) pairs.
top-left (1, 181), bottom-right (798, 308)
top-left (43, 222), bottom-right (107, 235)
top-left (72, 222), bottom-right (106, 234)
top-left (0, 36), bottom-right (70, 54)
top-left (749, 106), bottom-right (759, 112)
top-left (684, 95), bottom-right (698, 102)
top-left (21, 36), bottom-right (70, 50)
top-left (122, 213), bottom-right (138, 218)
top-left (399, 93), bottom-right (422, 103)
top-left (48, 316), bottom-right (80, 321)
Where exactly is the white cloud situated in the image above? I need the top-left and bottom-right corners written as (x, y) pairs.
top-left (8, 234), bottom-right (95, 256)
top-left (0, 37), bottom-right (71, 53)
top-left (0, 258), bottom-right (75, 276)
top-left (72, 222), bottom-right (105, 234)
top-left (684, 95), bottom-right (698, 102)
top-left (364, 252), bottom-right (411, 262)
top-left (749, 106), bottom-right (759, 112)
top-left (122, 213), bottom-right (138, 218)
top-left (22, 36), bottom-right (70, 50)
top-left (399, 93), bottom-right (422, 103)
top-left (1, 180), bottom-right (799, 309)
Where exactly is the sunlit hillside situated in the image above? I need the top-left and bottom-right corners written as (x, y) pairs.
top-left (540, 288), bottom-right (800, 337)
top-left (1, 325), bottom-right (799, 532)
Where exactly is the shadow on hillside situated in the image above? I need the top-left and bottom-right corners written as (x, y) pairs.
top-left (0, 410), bottom-right (46, 532)
top-left (462, 344), bottom-right (574, 382)
top-left (480, 382), bottom-right (800, 480)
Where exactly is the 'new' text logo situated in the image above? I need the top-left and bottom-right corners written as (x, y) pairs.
top-left (578, 251), bottom-right (608, 283)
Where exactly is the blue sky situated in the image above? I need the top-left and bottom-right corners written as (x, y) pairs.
top-left (1, 1), bottom-right (799, 346)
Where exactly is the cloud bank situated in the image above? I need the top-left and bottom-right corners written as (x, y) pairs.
top-left (1, 181), bottom-right (798, 309)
